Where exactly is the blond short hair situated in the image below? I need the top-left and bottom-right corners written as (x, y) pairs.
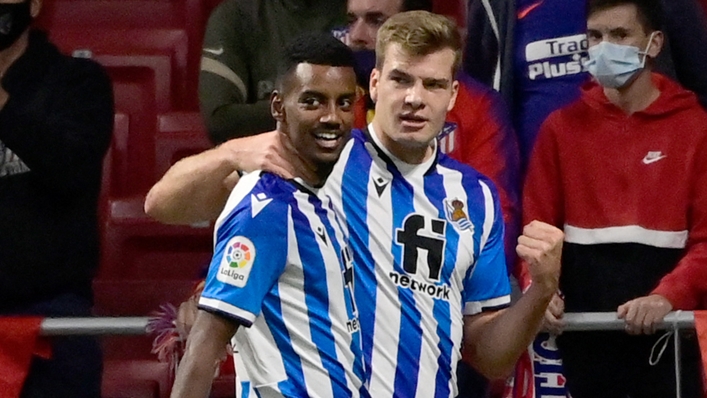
top-left (375, 10), bottom-right (462, 74)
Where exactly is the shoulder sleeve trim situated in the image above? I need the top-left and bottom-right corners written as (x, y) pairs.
top-left (463, 295), bottom-right (511, 315)
top-left (198, 297), bottom-right (256, 327)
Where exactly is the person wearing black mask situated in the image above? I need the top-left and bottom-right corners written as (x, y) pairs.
top-left (0, 0), bottom-right (114, 396)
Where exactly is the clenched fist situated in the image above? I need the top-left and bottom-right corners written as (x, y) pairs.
top-left (516, 220), bottom-right (564, 293)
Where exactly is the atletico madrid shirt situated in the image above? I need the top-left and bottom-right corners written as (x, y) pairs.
top-left (325, 126), bottom-right (512, 398)
top-left (199, 171), bottom-right (367, 398)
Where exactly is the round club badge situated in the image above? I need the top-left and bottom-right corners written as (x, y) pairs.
top-left (218, 236), bottom-right (256, 287)
top-left (225, 238), bottom-right (254, 268)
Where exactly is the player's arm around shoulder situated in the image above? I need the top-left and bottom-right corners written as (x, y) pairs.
top-left (145, 130), bottom-right (300, 225)
top-left (463, 221), bottom-right (563, 379)
top-left (145, 143), bottom-right (242, 225)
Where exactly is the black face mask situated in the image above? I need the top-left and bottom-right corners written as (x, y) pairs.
top-left (0, 0), bottom-right (32, 51)
top-left (352, 49), bottom-right (376, 90)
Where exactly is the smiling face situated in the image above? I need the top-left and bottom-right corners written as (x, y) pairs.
top-left (272, 63), bottom-right (357, 175)
top-left (369, 43), bottom-right (458, 163)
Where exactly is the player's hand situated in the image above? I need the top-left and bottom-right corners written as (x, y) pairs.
top-left (543, 293), bottom-right (565, 335)
top-left (220, 130), bottom-right (317, 182)
top-left (516, 221), bottom-right (564, 294)
top-left (223, 169), bottom-right (241, 191)
top-left (617, 294), bottom-right (673, 335)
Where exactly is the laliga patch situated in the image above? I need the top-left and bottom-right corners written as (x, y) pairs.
top-left (217, 236), bottom-right (256, 287)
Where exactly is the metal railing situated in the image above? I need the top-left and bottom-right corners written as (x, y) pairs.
top-left (39, 316), bottom-right (150, 336)
top-left (38, 311), bottom-right (695, 334)
top-left (35, 311), bottom-right (697, 397)
top-left (561, 311), bottom-right (694, 331)
top-left (561, 311), bottom-right (694, 398)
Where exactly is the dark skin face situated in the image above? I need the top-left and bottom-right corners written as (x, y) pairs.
top-left (271, 63), bottom-right (358, 185)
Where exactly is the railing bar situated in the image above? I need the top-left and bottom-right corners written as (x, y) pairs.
top-left (561, 312), bottom-right (695, 332)
top-left (33, 311), bottom-right (697, 335)
top-left (39, 317), bottom-right (150, 336)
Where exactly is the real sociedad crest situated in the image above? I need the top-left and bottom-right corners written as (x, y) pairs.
top-left (444, 198), bottom-right (474, 233)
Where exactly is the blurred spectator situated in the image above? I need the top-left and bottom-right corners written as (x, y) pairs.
top-left (0, 0), bottom-right (114, 396)
top-left (521, 0), bottom-right (707, 396)
top-left (344, 0), bottom-right (521, 274)
top-left (465, 0), bottom-right (707, 166)
top-left (199, 0), bottom-right (347, 144)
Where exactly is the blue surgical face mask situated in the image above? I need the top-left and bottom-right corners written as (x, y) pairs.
top-left (584, 32), bottom-right (656, 89)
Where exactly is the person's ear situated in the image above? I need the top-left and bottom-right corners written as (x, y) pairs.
top-left (646, 30), bottom-right (664, 59)
top-left (271, 90), bottom-right (285, 122)
top-left (447, 80), bottom-right (459, 112)
top-left (369, 68), bottom-right (381, 103)
top-left (30, 0), bottom-right (42, 18)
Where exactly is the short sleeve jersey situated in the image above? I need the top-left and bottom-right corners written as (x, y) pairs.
top-left (200, 171), bottom-right (367, 398)
top-left (324, 128), bottom-right (512, 398)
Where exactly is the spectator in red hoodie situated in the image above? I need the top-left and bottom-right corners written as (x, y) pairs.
top-left (520, 0), bottom-right (707, 396)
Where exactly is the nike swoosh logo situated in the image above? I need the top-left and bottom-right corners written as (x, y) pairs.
top-left (642, 155), bottom-right (667, 165)
top-left (518, 1), bottom-right (544, 19)
top-left (204, 47), bottom-right (224, 56)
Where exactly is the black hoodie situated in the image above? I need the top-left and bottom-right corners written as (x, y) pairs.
top-left (0, 30), bottom-right (113, 310)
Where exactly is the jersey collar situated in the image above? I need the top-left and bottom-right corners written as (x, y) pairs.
top-left (365, 123), bottom-right (439, 177)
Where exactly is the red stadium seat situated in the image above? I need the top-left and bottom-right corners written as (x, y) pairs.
top-left (94, 279), bottom-right (196, 365)
top-left (93, 279), bottom-right (197, 316)
top-left (49, 28), bottom-right (188, 111)
top-left (155, 112), bottom-right (212, 177)
top-left (98, 196), bottom-right (213, 280)
top-left (37, 0), bottom-right (183, 30)
top-left (105, 67), bottom-right (158, 197)
top-left (101, 360), bottom-right (172, 398)
top-left (38, 0), bottom-right (201, 109)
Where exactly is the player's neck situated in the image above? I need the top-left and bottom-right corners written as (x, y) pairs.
top-left (370, 121), bottom-right (434, 165)
top-left (277, 130), bottom-right (330, 188)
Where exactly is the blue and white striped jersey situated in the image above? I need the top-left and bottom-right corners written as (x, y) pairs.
top-left (325, 127), bottom-right (512, 398)
top-left (199, 171), bottom-right (367, 398)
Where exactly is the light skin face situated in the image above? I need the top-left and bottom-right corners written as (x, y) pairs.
top-left (586, 3), bottom-right (664, 112)
top-left (271, 63), bottom-right (357, 184)
top-left (346, 0), bottom-right (402, 51)
top-left (369, 43), bottom-right (458, 164)
top-left (586, 4), bottom-right (663, 73)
